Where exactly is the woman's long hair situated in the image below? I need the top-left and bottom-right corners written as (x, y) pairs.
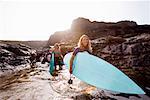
top-left (54, 43), bottom-right (59, 49)
top-left (77, 34), bottom-right (92, 53)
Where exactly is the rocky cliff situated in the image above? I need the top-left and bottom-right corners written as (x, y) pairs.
top-left (47, 17), bottom-right (150, 45)
top-left (47, 17), bottom-right (150, 88)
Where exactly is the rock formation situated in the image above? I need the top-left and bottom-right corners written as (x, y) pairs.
top-left (0, 42), bottom-right (36, 75)
top-left (47, 17), bottom-right (150, 88)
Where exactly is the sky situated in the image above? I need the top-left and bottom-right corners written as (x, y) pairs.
top-left (0, 0), bottom-right (150, 41)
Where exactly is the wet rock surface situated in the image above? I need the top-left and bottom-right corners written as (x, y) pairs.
top-left (0, 63), bottom-right (55, 100)
top-left (0, 62), bottom-right (149, 100)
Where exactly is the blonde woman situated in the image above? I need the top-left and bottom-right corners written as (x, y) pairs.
top-left (69, 35), bottom-right (92, 74)
top-left (68, 35), bottom-right (97, 94)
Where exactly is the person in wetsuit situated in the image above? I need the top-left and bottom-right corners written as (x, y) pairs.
top-left (52, 43), bottom-right (64, 72)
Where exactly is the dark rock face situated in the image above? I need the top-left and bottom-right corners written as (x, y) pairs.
top-left (92, 34), bottom-right (150, 87)
top-left (0, 43), bottom-right (35, 72)
top-left (2, 44), bottom-right (31, 56)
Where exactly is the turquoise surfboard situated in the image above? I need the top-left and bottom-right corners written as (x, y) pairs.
top-left (63, 51), bottom-right (145, 94)
top-left (49, 53), bottom-right (55, 75)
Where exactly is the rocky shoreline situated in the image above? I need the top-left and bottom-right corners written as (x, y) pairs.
top-left (0, 62), bottom-right (149, 100)
top-left (0, 42), bottom-right (37, 77)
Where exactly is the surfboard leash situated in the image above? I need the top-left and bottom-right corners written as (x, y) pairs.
top-left (68, 65), bottom-right (76, 84)
top-left (68, 74), bottom-right (73, 84)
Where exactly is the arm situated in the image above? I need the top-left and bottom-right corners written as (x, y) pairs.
top-left (69, 54), bottom-right (75, 74)
top-left (69, 47), bottom-right (79, 74)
